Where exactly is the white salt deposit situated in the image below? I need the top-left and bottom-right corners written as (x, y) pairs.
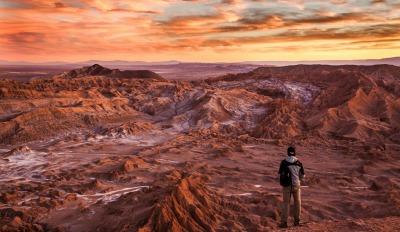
top-left (78, 185), bottom-right (150, 204)
top-left (236, 193), bottom-right (252, 196)
top-left (157, 158), bottom-right (179, 164)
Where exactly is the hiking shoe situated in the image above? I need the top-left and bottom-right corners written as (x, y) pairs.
top-left (294, 221), bottom-right (301, 226)
top-left (279, 222), bottom-right (288, 228)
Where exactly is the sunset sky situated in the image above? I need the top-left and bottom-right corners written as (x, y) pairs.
top-left (1, 0), bottom-right (400, 62)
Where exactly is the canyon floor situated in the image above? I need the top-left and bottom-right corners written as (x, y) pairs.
top-left (0, 64), bottom-right (399, 231)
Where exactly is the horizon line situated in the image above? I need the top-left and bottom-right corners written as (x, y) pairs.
top-left (1, 56), bottom-right (399, 65)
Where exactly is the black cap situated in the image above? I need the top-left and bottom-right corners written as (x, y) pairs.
top-left (287, 146), bottom-right (296, 156)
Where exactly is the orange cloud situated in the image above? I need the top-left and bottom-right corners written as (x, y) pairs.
top-left (0, 0), bottom-right (399, 62)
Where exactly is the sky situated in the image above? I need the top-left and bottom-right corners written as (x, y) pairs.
top-left (0, 0), bottom-right (400, 62)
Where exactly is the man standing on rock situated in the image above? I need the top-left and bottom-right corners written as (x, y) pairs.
top-left (278, 146), bottom-right (305, 228)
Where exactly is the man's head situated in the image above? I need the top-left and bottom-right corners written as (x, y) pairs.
top-left (287, 146), bottom-right (296, 156)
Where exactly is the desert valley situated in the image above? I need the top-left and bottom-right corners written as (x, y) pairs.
top-left (2, 0), bottom-right (400, 230)
top-left (0, 63), bottom-right (399, 231)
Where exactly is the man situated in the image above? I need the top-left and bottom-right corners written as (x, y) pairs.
top-left (278, 146), bottom-right (305, 228)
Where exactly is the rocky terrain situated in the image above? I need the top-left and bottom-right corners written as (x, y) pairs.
top-left (0, 64), bottom-right (399, 231)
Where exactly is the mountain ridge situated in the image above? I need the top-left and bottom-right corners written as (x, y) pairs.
top-left (1, 57), bottom-right (400, 67)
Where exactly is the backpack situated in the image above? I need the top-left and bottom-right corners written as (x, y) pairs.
top-left (279, 160), bottom-right (300, 187)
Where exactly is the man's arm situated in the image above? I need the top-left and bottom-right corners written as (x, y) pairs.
top-left (299, 162), bottom-right (305, 180)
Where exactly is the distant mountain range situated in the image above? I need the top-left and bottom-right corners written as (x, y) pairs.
top-left (0, 60), bottom-right (182, 67)
top-left (1, 57), bottom-right (399, 67)
top-left (240, 57), bottom-right (400, 66)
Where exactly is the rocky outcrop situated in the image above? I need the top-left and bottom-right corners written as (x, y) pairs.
top-left (139, 173), bottom-right (269, 232)
top-left (61, 64), bottom-right (164, 80)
